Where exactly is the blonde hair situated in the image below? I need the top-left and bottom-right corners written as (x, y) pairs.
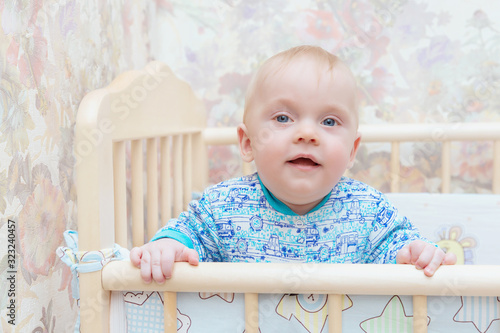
top-left (243, 45), bottom-right (354, 123)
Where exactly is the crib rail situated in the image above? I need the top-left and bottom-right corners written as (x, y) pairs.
top-left (103, 262), bottom-right (500, 295)
top-left (102, 262), bottom-right (500, 333)
top-left (204, 122), bottom-right (500, 194)
top-left (203, 122), bottom-right (500, 144)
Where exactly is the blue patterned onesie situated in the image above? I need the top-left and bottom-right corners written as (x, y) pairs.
top-left (151, 173), bottom-right (428, 264)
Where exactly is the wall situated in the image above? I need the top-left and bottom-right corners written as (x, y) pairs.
top-left (0, 0), bottom-right (499, 331)
top-left (153, 0), bottom-right (500, 192)
top-left (0, 1), bottom-right (157, 331)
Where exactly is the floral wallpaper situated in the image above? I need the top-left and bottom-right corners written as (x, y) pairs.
top-left (0, 1), bottom-right (156, 331)
top-left (0, 0), bottom-right (499, 331)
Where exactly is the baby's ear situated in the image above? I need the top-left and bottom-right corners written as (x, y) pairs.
top-left (237, 124), bottom-right (254, 163)
top-left (347, 132), bottom-right (362, 169)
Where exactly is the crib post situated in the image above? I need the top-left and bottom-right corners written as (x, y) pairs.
top-left (76, 109), bottom-right (116, 332)
top-left (131, 139), bottom-right (145, 247)
top-left (192, 132), bottom-right (208, 194)
top-left (494, 140), bottom-right (500, 194)
top-left (79, 272), bottom-right (111, 332)
top-left (245, 293), bottom-right (259, 333)
top-left (390, 141), bottom-right (400, 192)
top-left (441, 141), bottom-right (451, 193)
top-left (147, 138), bottom-right (160, 240)
top-left (163, 292), bottom-right (177, 333)
top-left (413, 295), bottom-right (427, 333)
top-left (113, 141), bottom-right (127, 246)
top-left (328, 294), bottom-right (343, 333)
top-left (242, 161), bottom-right (254, 176)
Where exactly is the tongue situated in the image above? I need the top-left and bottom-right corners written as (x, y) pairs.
top-left (291, 157), bottom-right (317, 166)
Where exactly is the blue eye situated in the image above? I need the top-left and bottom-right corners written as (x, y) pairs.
top-left (322, 118), bottom-right (336, 126)
top-left (276, 115), bottom-right (290, 123)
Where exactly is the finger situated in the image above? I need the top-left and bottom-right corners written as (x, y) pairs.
top-left (422, 249), bottom-right (446, 277)
top-left (186, 248), bottom-right (199, 266)
top-left (177, 247), bottom-right (200, 266)
top-left (396, 245), bottom-right (411, 264)
top-left (414, 244), bottom-right (437, 269)
top-left (130, 247), bottom-right (142, 267)
top-left (443, 252), bottom-right (457, 265)
top-left (160, 246), bottom-right (176, 280)
top-left (140, 250), bottom-right (153, 284)
top-left (410, 241), bottom-right (427, 266)
top-left (150, 248), bottom-right (166, 284)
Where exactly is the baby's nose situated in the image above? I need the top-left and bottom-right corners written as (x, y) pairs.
top-left (294, 123), bottom-right (319, 144)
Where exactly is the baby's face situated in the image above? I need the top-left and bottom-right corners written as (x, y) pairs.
top-left (239, 56), bottom-right (361, 215)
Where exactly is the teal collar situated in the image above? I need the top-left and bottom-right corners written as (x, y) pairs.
top-left (257, 174), bottom-right (331, 216)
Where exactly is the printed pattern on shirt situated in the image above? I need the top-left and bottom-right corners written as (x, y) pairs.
top-left (154, 173), bottom-right (424, 264)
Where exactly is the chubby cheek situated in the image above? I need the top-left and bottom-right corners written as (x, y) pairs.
top-left (252, 146), bottom-right (274, 166)
top-left (325, 145), bottom-right (354, 173)
top-left (253, 146), bottom-right (287, 184)
top-left (248, 124), bottom-right (282, 152)
top-left (254, 148), bottom-right (284, 173)
top-left (251, 130), bottom-right (288, 159)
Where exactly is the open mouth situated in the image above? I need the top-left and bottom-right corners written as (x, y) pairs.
top-left (287, 157), bottom-right (319, 167)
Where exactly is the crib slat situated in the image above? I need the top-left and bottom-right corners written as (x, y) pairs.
top-left (191, 132), bottom-right (208, 193)
top-left (328, 294), bottom-right (343, 333)
top-left (173, 135), bottom-right (183, 217)
top-left (494, 140), bottom-right (500, 194)
top-left (243, 161), bottom-right (253, 176)
top-left (441, 141), bottom-right (451, 193)
top-left (390, 142), bottom-right (400, 192)
top-left (163, 292), bottom-right (177, 333)
top-left (161, 136), bottom-right (172, 221)
top-left (413, 295), bottom-right (427, 333)
top-left (113, 141), bottom-right (127, 247)
top-left (131, 139), bottom-right (144, 247)
top-left (183, 134), bottom-right (192, 208)
top-left (147, 138), bottom-right (159, 241)
top-left (245, 293), bottom-right (259, 333)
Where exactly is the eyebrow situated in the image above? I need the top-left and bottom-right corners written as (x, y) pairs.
top-left (324, 102), bottom-right (351, 118)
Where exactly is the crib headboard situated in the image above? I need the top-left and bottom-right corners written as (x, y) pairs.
top-left (76, 61), bottom-right (207, 251)
top-left (75, 62), bottom-right (207, 331)
top-left (75, 61), bottom-right (500, 333)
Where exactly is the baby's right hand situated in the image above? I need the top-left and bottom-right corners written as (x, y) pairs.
top-left (130, 238), bottom-right (199, 284)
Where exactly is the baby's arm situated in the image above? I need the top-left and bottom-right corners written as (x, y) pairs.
top-left (130, 238), bottom-right (199, 284)
top-left (396, 240), bottom-right (456, 277)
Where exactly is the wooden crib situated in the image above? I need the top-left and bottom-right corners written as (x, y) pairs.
top-left (75, 61), bottom-right (500, 333)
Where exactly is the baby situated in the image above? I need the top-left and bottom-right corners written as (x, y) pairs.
top-left (130, 45), bottom-right (456, 283)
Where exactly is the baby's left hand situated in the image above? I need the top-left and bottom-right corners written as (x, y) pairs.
top-left (396, 240), bottom-right (456, 277)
